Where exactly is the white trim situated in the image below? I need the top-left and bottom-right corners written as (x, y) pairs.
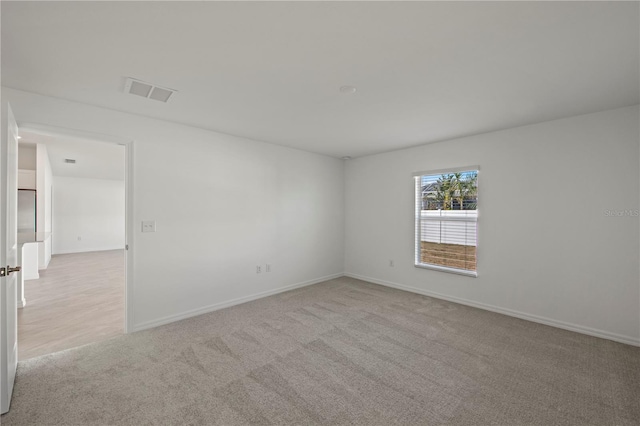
top-left (414, 176), bottom-right (421, 266)
top-left (344, 272), bottom-right (640, 347)
top-left (414, 263), bottom-right (477, 277)
top-left (132, 272), bottom-right (344, 332)
top-left (412, 165), bottom-right (480, 177)
top-left (17, 123), bottom-right (132, 146)
top-left (17, 298), bottom-right (26, 309)
top-left (124, 140), bottom-right (134, 334)
top-left (52, 247), bottom-right (125, 255)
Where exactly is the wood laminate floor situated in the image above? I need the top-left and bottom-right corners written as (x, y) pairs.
top-left (18, 250), bottom-right (125, 360)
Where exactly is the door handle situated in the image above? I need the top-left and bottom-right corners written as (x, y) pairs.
top-left (0, 266), bottom-right (21, 277)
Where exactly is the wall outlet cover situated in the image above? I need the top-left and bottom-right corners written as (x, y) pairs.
top-left (141, 220), bottom-right (156, 233)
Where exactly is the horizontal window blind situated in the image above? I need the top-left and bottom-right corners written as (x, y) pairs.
top-left (415, 169), bottom-right (478, 275)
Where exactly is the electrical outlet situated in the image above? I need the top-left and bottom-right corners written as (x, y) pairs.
top-left (141, 221), bottom-right (156, 233)
top-left (256, 265), bottom-right (262, 274)
top-left (77, 236), bottom-right (82, 241)
top-left (389, 260), bottom-right (395, 267)
top-left (266, 264), bottom-right (271, 273)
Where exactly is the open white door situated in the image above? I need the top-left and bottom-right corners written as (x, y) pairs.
top-left (1, 102), bottom-right (20, 414)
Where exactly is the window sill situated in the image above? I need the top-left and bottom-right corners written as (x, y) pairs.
top-left (415, 263), bottom-right (477, 278)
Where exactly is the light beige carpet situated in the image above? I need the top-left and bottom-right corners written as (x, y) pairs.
top-left (2, 277), bottom-right (639, 425)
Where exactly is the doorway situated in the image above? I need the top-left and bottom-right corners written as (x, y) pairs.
top-left (15, 128), bottom-right (131, 360)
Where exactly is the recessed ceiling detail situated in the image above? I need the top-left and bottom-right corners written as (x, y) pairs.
top-left (124, 78), bottom-right (176, 103)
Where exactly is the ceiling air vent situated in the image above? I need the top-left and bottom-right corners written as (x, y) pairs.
top-left (64, 159), bottom-right (76, 164)
top-left (124, 78), bottom-right (176, 103)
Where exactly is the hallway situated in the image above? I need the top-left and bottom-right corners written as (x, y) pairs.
top-left (18, 250), bottom-right (124, 360)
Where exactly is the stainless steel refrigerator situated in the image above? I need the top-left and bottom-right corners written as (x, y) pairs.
top-left (17, 189), bottom-right (37, 233)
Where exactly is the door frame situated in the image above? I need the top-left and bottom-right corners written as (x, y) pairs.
top-left (1, 102), bottom-right (20, 414)
top-left (17, 123), bottom-right (135, 333)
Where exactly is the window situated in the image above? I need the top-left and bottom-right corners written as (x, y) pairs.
top-left (414, 168), bottom-right (478, 277)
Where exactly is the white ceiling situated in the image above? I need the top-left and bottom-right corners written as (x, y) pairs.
top-left (2, 2), bottom-right (638, 158)
top-left (19, 131), bottom-right (125, 181)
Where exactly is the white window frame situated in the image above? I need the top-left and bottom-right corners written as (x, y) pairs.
top-left (413, 166), bottom-right (479, 278)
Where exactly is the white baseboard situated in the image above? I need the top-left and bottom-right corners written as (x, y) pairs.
top-left (52, 246), bottom-right (124, 255)
top-left (344, 273), bottom-right (640, 347)
top-left (132, 272), bottom-right (344, 333)
top-left (18, 297), bottom-right (26, 308)
top-left (24, 272), bottom-right (39, 281)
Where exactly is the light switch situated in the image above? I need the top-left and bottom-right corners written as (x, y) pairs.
top-left (141, 220), bottom-right (156, 233)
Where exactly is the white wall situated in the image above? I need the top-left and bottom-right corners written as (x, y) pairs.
top-left (36, 143), bottom-right (52, 269)
top-left (6, 87), bottom-right (636, 345)
top-left (17, 170), bottom-right (36, 190)
top-left (345, 105), bottom-right (640, 345)
top-left (2, 87), bottom-right (345, 330)
top-left (17, 144), bottom-right (36, 170)
top-left (17, 147), bottom-right (39, 291)
top-left (52, 177), bottom-right (125, 254)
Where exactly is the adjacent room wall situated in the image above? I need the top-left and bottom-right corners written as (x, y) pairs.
top-left (17, 144), bottom-right (38, 294)
top-left (17, 144), bottom-right (36, 170)
top-left (2, 87), bottom-right (345, 331)
top-left (36, 143), bottom-right (52, 269)
top-left (52, 176), bottom-right (125, 254)
top-left (345, 105), bottom-right (640, 345)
